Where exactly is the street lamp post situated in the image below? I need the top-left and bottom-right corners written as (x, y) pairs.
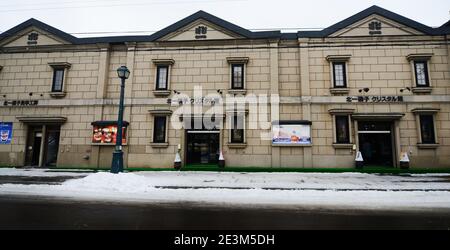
top-left (111, 66), bottom-right (130, 174)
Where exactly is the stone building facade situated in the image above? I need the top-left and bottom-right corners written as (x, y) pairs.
top-left (0, 5), bottom-right (449, 169)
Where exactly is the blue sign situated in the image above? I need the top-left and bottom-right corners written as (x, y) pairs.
top-left (0, 122), bottom-right (13, 145)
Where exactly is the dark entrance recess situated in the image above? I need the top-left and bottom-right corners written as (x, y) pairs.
top-left (186, 132), bottom-right (220, 165)
top-left (358, 121), bottom-right (394, 167)
top-left (25, 125), bottom-right (61, 167)
top-left (184, 116), bottom-right (221, 165)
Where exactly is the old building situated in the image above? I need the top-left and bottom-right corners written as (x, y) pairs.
top-left (0, 5), bottom-right (449, 169)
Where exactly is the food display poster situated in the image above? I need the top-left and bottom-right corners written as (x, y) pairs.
top-left (92, 125), bottom-right (127, 144)
top-left (0, 122), bottom-right (13, 145)
top-left (272, 124), bottom-right (311, 145)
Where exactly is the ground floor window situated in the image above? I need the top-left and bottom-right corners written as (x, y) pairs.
top-left (335, 115), bottom-right (350, 144)
top-left (230, 114), bottom-right (244, 143)
top-left (153, 116), bottom-right (167, 143)
top-left (419, 115), bottom-right (436, 144)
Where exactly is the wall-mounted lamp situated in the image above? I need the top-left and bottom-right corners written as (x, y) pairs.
top-left (358, 88), bottom-right (370, 93)
top-left (217, 89), bottom-right (223, 95)
top-left (173, 90), bottom-right (181, 95)
top-left (400, 87), bottom-right (411, 93)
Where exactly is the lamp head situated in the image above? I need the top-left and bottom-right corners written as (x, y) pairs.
top-left (117, 66), bottom-right (130, 79)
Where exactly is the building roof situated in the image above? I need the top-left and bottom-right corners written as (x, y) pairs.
top-left (298, 5), bottom-right (437, 37)
top-left (0, 6), bottom-right (446, 46)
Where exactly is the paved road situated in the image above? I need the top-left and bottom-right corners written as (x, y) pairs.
top-left (1, 195), bottom-right (450, 230)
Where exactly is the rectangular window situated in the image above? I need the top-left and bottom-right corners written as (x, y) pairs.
top-left (156, 66), bottom-right (169, 90)
top-left (414, 61), bottom-right (429, 87)
top-left (335, 115), bottom-right (350, 144)
top-left (332, 62), bottom-right (346, 88)
top-left (419, 115), bottom-right (436, 144)
top-left (52, 69), bottom-right (65, 92)
top-left (231, 64), bottom-right (244, 89)
top-left (153, 116), bottom-right (167, 143)
top-left (230, 115), bottom-right (244, 143)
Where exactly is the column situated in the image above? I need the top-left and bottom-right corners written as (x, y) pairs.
top-left (299, 38), bottom-right (313, 168)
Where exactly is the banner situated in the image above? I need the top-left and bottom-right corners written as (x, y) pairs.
top-left (0, 122), bottom-right (13, 145)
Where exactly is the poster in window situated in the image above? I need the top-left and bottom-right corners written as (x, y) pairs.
top-left (272, 124), bottom-right (311, 145)
top-left (0, 122), bottom-right (13, 145)
top-left (92, 125), bottom-right (127, 144)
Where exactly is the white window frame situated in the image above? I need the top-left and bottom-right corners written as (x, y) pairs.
top-left (48, 62), bottom-right (71, 98)
top-left (412, 108), bottom-right (439, 148)
top-left (152, 59), bottom-right (175, 97)
top-left (407, 53), bottom-right (433, 93)
top-left (326, 55), bottom-right (351, 95)
top-left (227, 57), bottom-right (249, 95)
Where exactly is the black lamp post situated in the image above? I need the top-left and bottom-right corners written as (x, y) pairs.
top-left (111, 66), bottom-right (130, 174)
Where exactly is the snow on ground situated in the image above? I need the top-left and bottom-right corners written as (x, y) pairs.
top-left (1, 169), bottom-right (450, 211)
top-left (0, 168), bottom-right (89, 177)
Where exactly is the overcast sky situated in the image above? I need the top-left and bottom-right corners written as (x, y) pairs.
top-left (0, 0), bottom-right (449, 37)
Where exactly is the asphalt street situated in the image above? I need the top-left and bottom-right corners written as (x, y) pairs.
top-left (1, 195), bottom-right (450, 230)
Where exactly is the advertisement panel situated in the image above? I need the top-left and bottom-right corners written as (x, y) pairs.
top-left (272, 124), bottom-right (311, 145)
top-left (0, 122), bottom-right (13, 145)
top-left (92, 125), bottom-right (127, 144)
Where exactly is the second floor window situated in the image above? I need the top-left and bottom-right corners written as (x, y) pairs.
top-left (52, 68), bottom-right (65, 92)
top-left (156, 65), bottom-right (169, 90)
top-left (414, 61), bottom-right (430, 87)
top-left (231, 64), bottom-right (244, 89)
top-left (153, 116), bottom-right (167, 143)
top-left (419, 115), bottom-right (435, 144)
top-left (335, 115), bottom-right (350, 144)
top-left (332, 62), bottom-right (347, 88)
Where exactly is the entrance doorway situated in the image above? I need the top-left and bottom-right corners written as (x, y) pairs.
top-left (25, 125), bottom-right (61, 167)
top-left (186, 131), bottom-right (220, 165)
top-left (358, 121), bottom-right (394, 167)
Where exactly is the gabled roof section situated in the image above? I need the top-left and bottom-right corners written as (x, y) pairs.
top-left (148, 10), bottom-right (280, 41)
top-left (0, 18), bottom-right (79, 45)
top-left (299, 5), bottom-right (437, 38)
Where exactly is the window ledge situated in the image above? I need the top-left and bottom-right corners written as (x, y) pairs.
top-left (332, 143), bottom-right (354, 149)
top-left (152, 90), bottom-right (171, 97)
top-left (49, 92), bottom-right (66, 98)
top-left (150, 142), bottom-right (169, 148)
top-left (227, 143), bottom-right (247, 149)
top-left (330, 88), bottom-right (349, 95)
top-left (412, 87), bottom-right (432, 94)
top-left (417, 143), bottom-right (439, 149)
top-left (228, 89), bottom-right (247, 95)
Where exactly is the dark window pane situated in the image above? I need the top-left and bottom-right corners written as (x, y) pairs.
top-left (333, 62), bottom-right (346, 88)
top-left (156, 66), bottom-right (168, 90)
top-left (232, 64), bottom-right (244, 89)
top-left (336, 116), bottom-right (350, 143)
top-left (153, 116), bottom-right (167, 143)
top-left (414, 61), bottom-right (429, 87)
top-left (231, 115), bottom-right (244, 143)
top-left (420, 115), bottom-right (435, 144)
top-left (52, 69), bottom-right (64, 92)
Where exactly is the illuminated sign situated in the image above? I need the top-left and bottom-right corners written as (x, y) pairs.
top-left (0, 122), bottom-right (13, 145)
top-left (272, 121), bottom-right (312, 145)
top-left (91, 121), bottom-right (128, 144)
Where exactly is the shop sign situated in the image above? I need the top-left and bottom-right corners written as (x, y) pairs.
top-left (272, 124), bottom-right (312, 145)
top-left (3, 100), bottom-right (39, 106)
top-left (346, 96), bottom-right (404, 103)
top-left (167, 97), bottom-right (221, 106)
top-left (92, 124), bottom-right (127, 144)
top-left (0, 122), bottom-right (13, 145)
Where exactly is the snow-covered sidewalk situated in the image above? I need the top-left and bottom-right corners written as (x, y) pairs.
top-left (1, 168), bottom-right (450, 211)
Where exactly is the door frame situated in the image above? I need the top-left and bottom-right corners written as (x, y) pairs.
top-left (24, 124), bottom-right (61, 168)
top-left (185, 130), bottom-right (221, 165)
top-left (353, 116), bottom-right (403, 168)
top-left (357, 123), bottom-right (395, 167)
